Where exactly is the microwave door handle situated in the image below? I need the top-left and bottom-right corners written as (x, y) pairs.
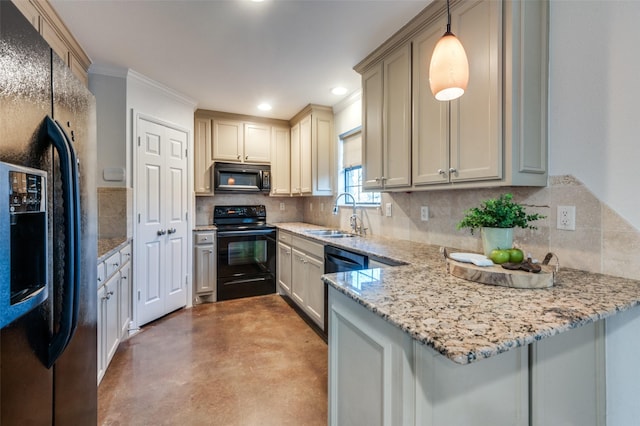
top-left (43, 117), bottom-right (81, 368)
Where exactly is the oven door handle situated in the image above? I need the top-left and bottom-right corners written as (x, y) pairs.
top-left (217, 229), bottom-right (276, 237)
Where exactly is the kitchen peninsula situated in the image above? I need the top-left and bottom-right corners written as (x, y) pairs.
top-left (276, 223), bottom-right (640, 425)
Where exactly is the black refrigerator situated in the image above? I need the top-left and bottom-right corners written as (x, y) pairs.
top-left (0, 1), bottom-right (98, 424)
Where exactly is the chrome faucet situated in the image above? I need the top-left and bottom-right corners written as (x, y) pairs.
top-left (333, 192), bottom-right (364, 235)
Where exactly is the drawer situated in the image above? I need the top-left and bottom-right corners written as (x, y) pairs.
top-left (195, 232), bottom-right (215, 245)
top-left (119, 243), bottom-right (132, 265)
top-left (292, 235), bottom-right (324, 259)
top-left (104, 251), bottom-right (121, 279)
top-left (97, 262), bottom-right (106, 288)
top-left (278, 230), bottom-right (292, 244)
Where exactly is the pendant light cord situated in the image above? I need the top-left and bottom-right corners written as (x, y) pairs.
top-left (446, 0), bottom-right (452, 34)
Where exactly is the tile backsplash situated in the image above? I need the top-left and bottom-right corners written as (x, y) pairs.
top-left (195, 194), bottom-right (304, 226)
top-left (302, 176), bottom-right (640, 281)
top-left (97, 187), bottom-right (129, 239)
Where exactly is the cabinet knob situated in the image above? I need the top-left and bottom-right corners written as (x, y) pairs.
top-left (449, 168), bottom-right (458, 175)
top-left (208, 250), bottom-right (213, 254)
top-left (245, 155), bottom-right (249, 160)
top-left (438, 169), bottom-right (447, 176)
top-left (237, 155), bottom-right (241, 160)
top-left (97, 277), bottom-right (102, 283)
top-left (122, 275), bottom-right (127, 280)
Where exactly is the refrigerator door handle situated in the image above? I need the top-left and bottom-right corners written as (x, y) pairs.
top-left (43, 116), bottom-right (81, 368)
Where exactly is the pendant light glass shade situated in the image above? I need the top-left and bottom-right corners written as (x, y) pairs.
top-left (429, 31), bottom-right (469, 101)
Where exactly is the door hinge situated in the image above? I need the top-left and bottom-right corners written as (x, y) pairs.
top-left (185, 148), bottom-right (188, 157)
top-left (138, 213), bottom-right (141, 223)
top-left (137, 290), bottom-right (141, 301)
top-left (137, 136), bottom-right (141, 147)
top-left (185, 212), bottom-right (188, 220)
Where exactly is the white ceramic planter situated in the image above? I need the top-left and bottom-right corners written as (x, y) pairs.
top-left (481, 227), bottom-right (513, 256)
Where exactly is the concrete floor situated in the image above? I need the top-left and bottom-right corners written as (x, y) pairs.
top-left (98, 295), bottom-right (328, 426)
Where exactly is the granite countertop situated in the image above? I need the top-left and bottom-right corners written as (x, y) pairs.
top-left (194, 225), bottom-right (217, 231)
top-left (275, 222), bottom-right (640, 365)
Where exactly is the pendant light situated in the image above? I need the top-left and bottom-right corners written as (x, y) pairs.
top-left (429, 0), bottom-right (469, 101)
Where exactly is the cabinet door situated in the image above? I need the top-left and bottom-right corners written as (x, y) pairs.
top-left (383, 43), bottom-right (412, 189)
top-left (244, 123), bottom-right (271, 163)
top-left (119, 263), bottom-right (131, 338)
top-left (312, 111), bottom-right (334, 195)
top-left (271, 126), bottom-right (291, 195)
top-left (291, 248), bottom-right (306, 306)
top-left (97, 285), bottom-right (106, 383)
top-left (277, 242), bottom-right (292, 295)
top-left (194, 118), bottom-right (213, 194)
top-left (213, 119), bottom-right (243, 162)
top-left (412, 19), bottom-right (450, 186)
top-left (449, 0), bottom-right (501, 182)
top-left (305, 254), bottom-right (324, 329)
top-left (362, 62), bottom-right (384, 190)
top-left (105, 274), bottom-right (120, 368)
top-left (299, 114), bottom-right (312, 194)
top-left (290, 123), bottom-right (301, 195)
top-left (194, 244), bottom-right (215, 294)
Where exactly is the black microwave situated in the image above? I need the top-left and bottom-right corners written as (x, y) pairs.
top-left (213, 162), bottom-right (271, 193)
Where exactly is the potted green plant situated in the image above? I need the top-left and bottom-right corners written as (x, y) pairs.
top-left (456, 193), bottom-right (545, 255)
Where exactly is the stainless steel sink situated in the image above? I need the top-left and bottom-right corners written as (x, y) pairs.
top-left (305, 229), bottom-right (356, 238)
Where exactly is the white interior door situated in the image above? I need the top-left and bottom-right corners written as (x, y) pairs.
top-left (136, 117), bottom-right (188, 326)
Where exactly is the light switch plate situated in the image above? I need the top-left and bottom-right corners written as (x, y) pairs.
top-left (385, 203), bottom-right (392, 217)
top-left (279, 202), bottom-right (285, 211)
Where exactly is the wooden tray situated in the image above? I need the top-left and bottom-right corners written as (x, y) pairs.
top-left (446, 258), bottom-right (555, 289)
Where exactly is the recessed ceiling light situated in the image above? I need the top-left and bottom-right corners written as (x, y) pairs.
top-left (257, 103), bottom-right (272, 111)
top-left (251, 0), bottom-right (265, 3)
top-left (331, 87), bottom-right (348, 96)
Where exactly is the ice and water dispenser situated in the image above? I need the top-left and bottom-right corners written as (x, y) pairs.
top-left (0, 161), bottom-right (48, 328)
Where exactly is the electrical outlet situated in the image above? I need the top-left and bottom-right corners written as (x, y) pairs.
top-left (320, 203), bottom-right (324, 212)
top-left (279, 202), bottom-right (285, 211)
top-left (421, 206), bottom-right (429, 221)
top-left (385, 203), bottom-right (392, 217)
top-left (309, 202), bottom-right (313, 212)
top-left (557, 205), bottom-right (576, 231)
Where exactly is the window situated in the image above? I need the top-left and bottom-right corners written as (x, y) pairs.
top-left (344, 166), bottom-right (380, 204)
top-left (339, 127), bottom-right (380, 205)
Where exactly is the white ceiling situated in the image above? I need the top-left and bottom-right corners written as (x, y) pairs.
top-left (50, 0), bottom-right (431, 120)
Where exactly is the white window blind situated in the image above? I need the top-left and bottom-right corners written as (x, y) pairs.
top-left (341, 131), bottom-right (362, 169)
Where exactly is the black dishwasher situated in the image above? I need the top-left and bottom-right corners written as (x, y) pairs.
top-left (324, 245), bottom-right (368, 335)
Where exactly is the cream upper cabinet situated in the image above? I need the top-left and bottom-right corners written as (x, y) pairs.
top-left (212, 119), bottom-right (271, 164)
top-left (271, 126), bottom-right (291, 195)
top-left (289, 104), bottom-right (334, 196)
top-left (194, 118), bottom-right (213, 195)
top-left (357, 0), bottom-right (548, 191)
top-left (362, 44), bottom-right (412, 191)
top-left (413, 0), bottom-right (501, 186)
top-left (12, 0), bottom-right (91, 86)
top-left (213, 119), bottom-right (244, 162)
top-left (244, 123), bottom-right (271, 163)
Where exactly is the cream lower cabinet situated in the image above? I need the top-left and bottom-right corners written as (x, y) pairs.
top-left (362, 44), bottom-right (412, 191)
top-left (193, 231), bottom-right (216, 301)
top-left (279, 231), bottom-right (325, 330)
top-left (277, 232), bottom-right (293, 295)
top-left (97, 241), bottom-right (132, 384)
top-left (329, 285), bottom-right (606, 426)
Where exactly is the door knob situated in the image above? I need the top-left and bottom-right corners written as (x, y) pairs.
top-left (157, 229), bottom-right (166, 236)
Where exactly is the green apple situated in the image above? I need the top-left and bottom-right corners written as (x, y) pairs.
top-left (508, 248), bottom-right (524, 263)
top-left (489, 249), bottom-right (510, 264)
